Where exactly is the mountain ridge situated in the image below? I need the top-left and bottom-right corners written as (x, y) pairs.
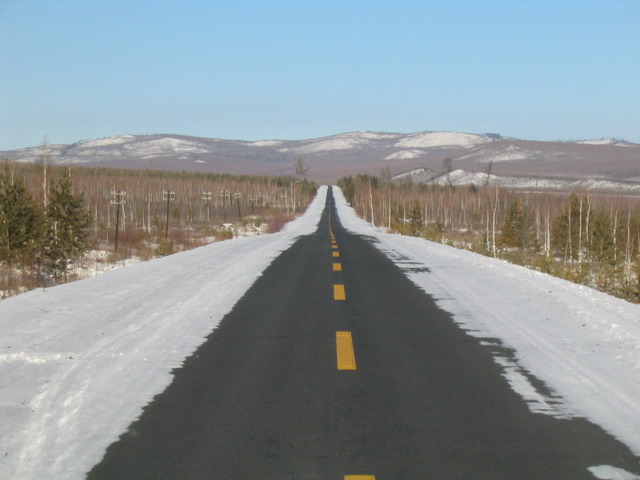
top-left (2, 131), bottom-right (638, 187)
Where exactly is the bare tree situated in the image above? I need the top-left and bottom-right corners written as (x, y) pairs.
top-left (443, 157), bottom-right (453, 188)
top-left (40, 137), bottom-right (51, 211)
top-left (484, 160), bottom-right (493, 189)
top-left (294, 157), bottom-right (309, 177)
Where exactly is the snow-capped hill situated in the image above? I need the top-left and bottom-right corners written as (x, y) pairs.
top-left (284, 134), bottom-right (372, 154)
top-left (73, 135), bottom-right (137, 148)
top-left (122, 136), bottom-right (210, 157)
top-left (456, 143), bottom-right (543, 163)
top-left (392, 167), bottom-right (436, 181)
top-left (351, 130), bottom-right (404, 140)
top-left (247, 140), bottom-right (284, 147)
top-left (384, 150), bottom-right (426, 160)
top-left (418, 168), bottom-right (640, 192)
top-left (576, 139), bottom-right (634, 147)
top-left (2, 131), bottom-right (639, 186)
top-left (280, 131), bottom-right (404, 154)
top-left (395, 131), bottom-right (492, 149)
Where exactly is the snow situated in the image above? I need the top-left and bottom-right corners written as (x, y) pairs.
top-left (350, 130), bottom-right (403, 140)
top-left (384, 149), bottom-right (425, 160)
top-left (578, 139), bottom-right (617, 145)
top-left (333, 186), bottom-right (640, 465)
top-left (75, 135), bottom-right (136, 148)
top-left (288, 136), bottom-right (371, 154)
top-left (392, 167), bottom-right (433, 181)
top-left (0, 187), bottom-right (327, 480)
top-left (247, 140), bottom-right (284, 147)
top-left (279, 131), bottom-right (401, 154)
top-left (576, 139), bottom-right (635, 148)
top-left (467, 144), bottom-right (538, 163)
top-left (2, 183), bottom-right (640, 478)
top-left (425, 168), bottom-right (640, 192)
top-left (395, 131), bottom-right (491, 149)
top-left (124, 137), bottom-right (208, 156)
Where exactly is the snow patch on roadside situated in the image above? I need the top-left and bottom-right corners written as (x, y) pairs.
top-left (589, 465), bottom-right (640, 479)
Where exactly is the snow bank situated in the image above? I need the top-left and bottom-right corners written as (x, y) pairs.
top-left (0, 187), bottom-right (327, 480)
top-left (333, 186), bottom-right (640, 458)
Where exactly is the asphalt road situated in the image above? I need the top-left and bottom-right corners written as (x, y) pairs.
top-left (88, 188), bottom-right (640, 479)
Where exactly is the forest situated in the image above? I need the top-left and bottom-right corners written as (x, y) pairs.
top-left (0, 161), bottom-right (316, 298)
top-left (338, 174), bottom-right (640, 303)
top-left (4, 157), bottom-right (640, 304)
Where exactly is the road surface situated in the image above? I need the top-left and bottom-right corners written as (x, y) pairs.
top-left (88, 187), bottom-right (639, 479)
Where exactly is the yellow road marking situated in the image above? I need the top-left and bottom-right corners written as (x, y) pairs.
top-left (332, 251), bottom-right (340, 257)
top-left (333, 262), bottom-right (342, 271)
top-left (336, 331), bottom-right (357, 370)
top-left (334, 284), bottom-right (346, 300)
top-left (332, 244), bottom-right (338, 249)
top-left (344, 477), bottom-right (375, 480)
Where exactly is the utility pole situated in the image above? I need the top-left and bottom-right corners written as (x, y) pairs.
top-left (234, 192), bottom-right (242, 221)
top-left (41, 137), bottom-right (50, 213)
top-left (220, 190), bottom-right (229, 223)
top-left (163, 189), bottom-right (175, 242)
top-left (202, 191), bottom-right (212, 223)
top-left (110, 190), bottom-right (127, 252)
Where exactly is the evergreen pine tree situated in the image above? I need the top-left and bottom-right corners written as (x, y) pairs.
top-left (500, 197), bottom-right (535, 253)
top-left (0, 164), bottom-right (44, 268)
top-left (44, 170), bottom-right (90, 281)
top-left (589, 208), bottom-right (615, 265)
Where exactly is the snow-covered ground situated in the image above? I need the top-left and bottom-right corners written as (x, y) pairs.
top-left (0, 188), bottom-right (327, 480)
top-left (2, 185), bottom-right (640, 479)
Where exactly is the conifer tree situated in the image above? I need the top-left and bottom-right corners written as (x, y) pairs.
top-left (44, 170), bottom-right (90, 281)
top-left (500, 197), bottom-right (535, 253)
top-left (589, 208), bottom-right (616, 265)
top-left (0, 164), bottom-right (44, 268)
top-left (409, 199), bottom-right (424, 232)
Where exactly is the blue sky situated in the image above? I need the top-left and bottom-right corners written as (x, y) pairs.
top-left (1, 0), bottom-right (639, 150)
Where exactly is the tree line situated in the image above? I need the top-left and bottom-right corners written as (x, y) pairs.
top-left (1, 161), bottom-right (316, 298)
top-left (338, 174), bottom-right (640, 303)
top-left (1, 164), bottom-right (89, 290)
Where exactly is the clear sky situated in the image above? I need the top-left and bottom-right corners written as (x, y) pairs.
top-left (1, 0), bottom-right (639, 150)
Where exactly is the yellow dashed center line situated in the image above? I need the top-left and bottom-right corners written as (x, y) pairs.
top-left (332, 251), bottom-right (340, 257)
top-left (336, 331), bottom-right (357, 370)
top-left (333, 262), bottom-right (342, 271)
top-left (344, 476), bottom-right (375, 480)
top-left (333, 284), bottom-right (346, 300)
top-left (332, 244), bottom-right (339, 249)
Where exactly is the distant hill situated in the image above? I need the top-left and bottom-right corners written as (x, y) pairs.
top-left (2, 131), bottom-right (639, 188)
